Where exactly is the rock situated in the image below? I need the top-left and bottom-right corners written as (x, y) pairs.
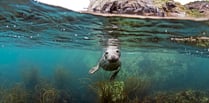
top-left (165, 1), bottom-right (177, 11)
top-left (161, 1), bottom-right (186, 17)
top-left (185, 1), bottom-right (209, 17)
top-left (89, 0), bottom-right (165, 17)
top-left (171, 36), bottom-right (209, 48)
top-left (88, 0), bottom-right (209, 18)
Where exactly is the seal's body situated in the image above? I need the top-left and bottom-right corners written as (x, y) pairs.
top-left (89, 39), bottom-right (121, 80)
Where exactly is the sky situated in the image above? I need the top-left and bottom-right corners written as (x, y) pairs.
top-left (36, 0), bottom-right (200, 12)
top-left (36, 0), bottom-right (90, 11)
top-left (174, 0), bottom-right (200, 4)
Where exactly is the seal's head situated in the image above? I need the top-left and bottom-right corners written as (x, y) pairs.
top-left (104, 46), bottom-right (120, 63)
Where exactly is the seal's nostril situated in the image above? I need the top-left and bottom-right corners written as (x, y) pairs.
top-left (108, 55), bottom-right (118, 63)
top-left (111, 55), bottom-right (117, 60)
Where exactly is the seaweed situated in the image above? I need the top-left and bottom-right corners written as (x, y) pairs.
top-left (0, 66), bottom-right (75, 103)
top-left (40, 88), bottom-right (58, 103)
top-left (53, 68), bottom-right (71, 90)
top-left (124, 77), bottom-right (152, 101)
top-left (91, 76), bottom-right (153, 103)
top-left (145, 90), bottom-right (209, 103)
top-left (92, 80), bottom-right (127, 103)
top-left (21, 68), bottom-right (40, 90)
top-left (1, 84), bottom-right (28, 103)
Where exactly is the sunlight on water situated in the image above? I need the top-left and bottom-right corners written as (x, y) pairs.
top-left (0, 0), bottom-right (209, 103)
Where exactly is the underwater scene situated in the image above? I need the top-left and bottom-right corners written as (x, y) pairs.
top-left (1, 0), bottom-right (209, 103)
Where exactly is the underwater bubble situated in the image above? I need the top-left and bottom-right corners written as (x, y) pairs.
top-left (108, 30), bottom-right (113, 33)
top-left (61, 28), bottom-right (66, 31)
top-left (74, 34), bottom-right (78, 36)
top-left (165, 29), bottom-right (168, 33)
top-left (30, 36), bottom-right (33, 39)
top-left (202, 32), bottom-right (206, 35)
top-left (112, 25), bottom-right (118, 29)
top-left (84, 36), bottom-right (89, 40)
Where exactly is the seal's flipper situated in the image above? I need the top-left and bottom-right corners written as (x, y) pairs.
top-left (110, 67), bottom-right (120, 80)
top-left (89, 65), bottom-right (99, 74)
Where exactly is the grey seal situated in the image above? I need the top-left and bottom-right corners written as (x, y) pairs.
top-left (89, 39), bottom-right (121, 80)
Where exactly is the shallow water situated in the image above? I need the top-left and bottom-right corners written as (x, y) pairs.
top-left (1, 0), bottom-right (209, 103)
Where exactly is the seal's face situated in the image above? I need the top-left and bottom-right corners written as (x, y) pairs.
top-left (104, 46), bottom-right (120, 63)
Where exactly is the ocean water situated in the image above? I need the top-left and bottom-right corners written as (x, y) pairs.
top-left (1, 0), bottom-right (209, 103)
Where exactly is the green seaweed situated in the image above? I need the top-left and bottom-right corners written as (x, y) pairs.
top-left (91, 76), bottom-right (153, 103)
top-left (92, 80), bottom-right (127, 103)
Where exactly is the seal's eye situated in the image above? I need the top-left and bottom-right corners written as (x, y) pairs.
top-left (105, 52), bottom-right (108, 55)
top-left (116, 50), bottom-right (120, 53)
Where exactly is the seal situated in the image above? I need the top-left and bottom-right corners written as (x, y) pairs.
top-left (89, 38), bottom-right (121, 80)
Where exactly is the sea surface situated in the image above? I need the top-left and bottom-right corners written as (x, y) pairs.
top-left (1, 0), bottom-right (209, 103)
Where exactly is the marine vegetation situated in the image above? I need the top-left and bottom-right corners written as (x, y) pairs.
top-left (0, 67), bottom-right (74, 103)
top-left (21, 68), bottom-right (41, 90)
top-left (53, 67), bottom-right (72, 90)
top-left (39, 87), bottom-right (58, 103)
top-left (32, 80), bottom-right (74, 103)
top-left (1, 84), bottom-right (28, 103)
top-left (52, 68), bottom-right (74, 103)
top-left (91, 76), bottom-right (152, 103)
top-left (124, 77), bottom-right (152, 101)
top-left (92, 80), bottom-right (127, 103)
top-left (141, 90), bottom-right (209, 103)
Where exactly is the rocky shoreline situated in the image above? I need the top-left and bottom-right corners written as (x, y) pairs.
top-left (87, 0), bottom-right (209, 18)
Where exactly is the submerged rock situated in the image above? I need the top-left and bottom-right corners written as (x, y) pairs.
top-left (171, 36), bottom-right (209, 48)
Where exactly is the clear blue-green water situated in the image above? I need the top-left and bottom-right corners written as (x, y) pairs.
top-left (1, 0), bottom-right (209, 103)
